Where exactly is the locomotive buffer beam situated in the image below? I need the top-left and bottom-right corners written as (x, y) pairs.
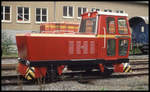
top-left (18, 58), bottom-right (129, 67)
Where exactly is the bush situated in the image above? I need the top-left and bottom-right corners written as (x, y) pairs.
top-left (1, 31), bottom-right (13, 55)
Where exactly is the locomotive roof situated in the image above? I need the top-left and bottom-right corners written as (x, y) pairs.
top-left (97, 11), bottom-right (128, 16)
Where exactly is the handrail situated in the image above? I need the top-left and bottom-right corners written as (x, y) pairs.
top-left (103, 27), bottom-right (106, 48)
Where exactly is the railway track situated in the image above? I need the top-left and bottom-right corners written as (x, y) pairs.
top-left (1, 59), bottom-right (149, 86)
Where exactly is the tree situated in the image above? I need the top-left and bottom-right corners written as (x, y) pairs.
top-left (1, 31), bottom-right (13, 55)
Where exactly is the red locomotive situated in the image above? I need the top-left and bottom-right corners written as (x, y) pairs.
top-left (16, 11), bottom-right (132, 81)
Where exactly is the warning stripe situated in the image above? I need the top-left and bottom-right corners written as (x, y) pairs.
top-left (25, 67), bottom-right (35, 80)
top-left (125, 66), bottom-right (131, 72)
top-left (123, 63), bottom-right (132, 72)
top-left (26, 75), bottom-right (32, 80)
top-left (26, 72), bottom-right (35, 80)
top-left (28, 69), bottom-right (35, 78)
top-left (26, 67), bottom-right (35, 75)
top-left (123, 63), bottom-right (128, 70)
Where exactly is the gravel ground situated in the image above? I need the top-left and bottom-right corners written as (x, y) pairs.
top-left (1, 75), bottom-right (149, 91)
top-left (2, 59), bottom-right (18, 64)
top-left (129, 55), bottom-right (149, 60)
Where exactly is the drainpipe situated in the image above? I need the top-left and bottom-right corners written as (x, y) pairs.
top-left (54, 1), bottom-right (56, 22)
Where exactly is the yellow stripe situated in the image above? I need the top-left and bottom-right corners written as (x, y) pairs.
top-left (29, 67), bottom-right (35, 78)
top-left (50, 25), bottom-right (56, 28)
top-left (30, 34), bottom-right (96, 38)
top-left (27, 75), bottom-right (32, 80)
top-left (60, 26), bottom-right (79, 29)
top-left (17, 33), bottom-right (130, 38)
top-left (25, 67), bottom-right (30, 78)
top-left (97, 35), bottom-right (130, 38)
top-left (60, 26), bottom-right (66, 29)
top-left (28, 70), bottom-right (35, 78)
top-left (68, 26), bottom-right (75, 29)
top-left (123, 63), bottom-right (128, 70)
top-left (25, 72), bottom-right (30, 79)
top-left (97, 35), bottom-right (115, 38)
top-left (30, 67), bottom-right (35, 72)
top-left (25, 67), bottom-right (35, 80)
top-left (26, 67), bottom-right (30, 73)
top-left (46, 25), bottom-right (79, 29)
top-left (25, 73), bottom-right (28, 78)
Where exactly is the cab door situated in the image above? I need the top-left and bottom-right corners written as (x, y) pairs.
top-left (98, 15), bottom-right (130, 60)
top-left (103, 16), bottom-right (130, 60)
top-left (117, 17), bottom-right (131, 58)
top-left (104, 16), bottom-right (118, 60)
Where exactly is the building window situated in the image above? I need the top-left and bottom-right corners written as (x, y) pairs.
top-left (116, 10), bottom-right (124, 13)
top-left (104, 9), bottom-right (112, 12)
top-left (78, 7), bottom-right (88, 17)
top-left (63, 6), bottom-right (73, 18)
top-left (91, 8), bottom-right (100, 12)
top-left (1, 6), bottom-right (11, 22)
top-left (36, 8), bottom-right (48, 23)
top-left (17, 7), bottom-right (30, 23)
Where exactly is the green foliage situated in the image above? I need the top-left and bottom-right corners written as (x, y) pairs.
top-left (1, 31), bottom-right (13, 55)
top-left (100, 87), bottom-right (106, 91)
top-left (129, 46), bottom-right (142, 55)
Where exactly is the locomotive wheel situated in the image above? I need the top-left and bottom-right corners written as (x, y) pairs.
top-left (46, 64), bottom-right (59, 82)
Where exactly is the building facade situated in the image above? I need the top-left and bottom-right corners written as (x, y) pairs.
top-left (1, 1), bottom-right (149, 43)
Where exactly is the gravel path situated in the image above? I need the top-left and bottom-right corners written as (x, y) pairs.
top-left (2, 75), bottom-right (149, 91)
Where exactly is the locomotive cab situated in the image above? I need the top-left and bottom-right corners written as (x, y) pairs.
top-left (72, 11), bottom-right (132, 73)
top-left (79, 11), bottom-right (131, 60)
top-left (16, 11), bottom-right (132, 81)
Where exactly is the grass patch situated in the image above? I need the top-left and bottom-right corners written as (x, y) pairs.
top-left (100, 87), bottom-right (106, 91)
top-left (129, 47), bottom-right (142, 55)
top-left (135, 86), bottom-right (147, 90)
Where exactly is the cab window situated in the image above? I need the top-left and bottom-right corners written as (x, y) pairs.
top-left (119, 39), bottom-right (128, 56)
top-left (106, 17), bottom-right (116, 34)
top-left (118, 18), bottom-right (128, 34)
top-left (79, 17), bottom-right (96, 33)
top-left (107, 39), bottom-right (116, 56)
